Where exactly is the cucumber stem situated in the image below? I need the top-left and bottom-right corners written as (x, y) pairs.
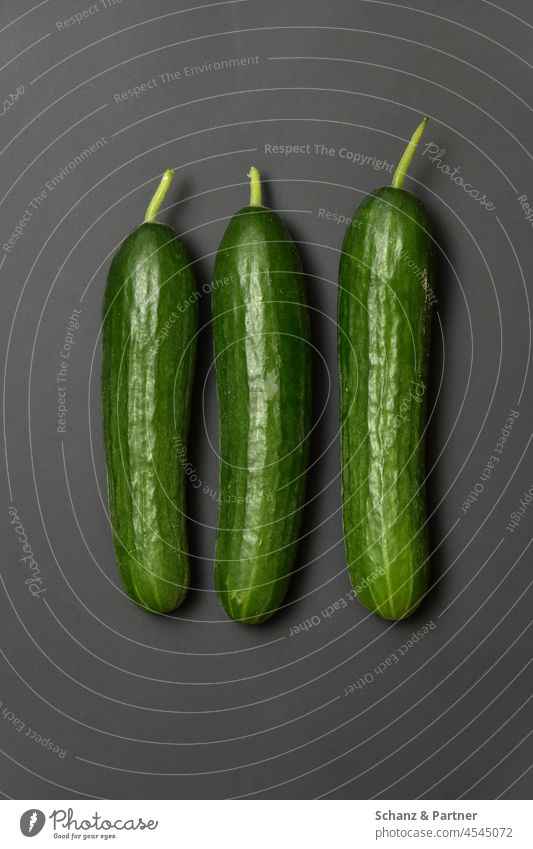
top-left (248, 166), bottom-right (262, 206)
top-left (144, 169), bottom-right (174, 223)
top-left (391, 117), bottom-right (428, 190)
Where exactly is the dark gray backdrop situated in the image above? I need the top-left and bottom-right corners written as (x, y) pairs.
top-left (1, 0), bottom-right (532, 800)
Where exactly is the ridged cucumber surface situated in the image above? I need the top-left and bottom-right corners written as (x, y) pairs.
top-left (102, 170), bottom-right (198, 613)
top-left (338, 119), bottom-right (434, 619)
top-left (212, 168), bottom-right (311, 624)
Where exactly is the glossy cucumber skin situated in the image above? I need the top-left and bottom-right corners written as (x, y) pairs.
top-left (102, 222), bottom-right (197, 613)
top-left (338, 186), bottom-right (433, 619)
top-left (212, 206), bottom-right (311, 624)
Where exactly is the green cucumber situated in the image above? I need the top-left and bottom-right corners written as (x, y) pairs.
top-left (338, 118), bottom-right (434, 619)
top-left (212, 167), bottom-right (311, 624)
top-left (102, 170), bottom-right (198, 613)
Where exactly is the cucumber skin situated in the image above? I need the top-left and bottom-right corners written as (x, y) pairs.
top-left (338, 187), bottom-right (433, 620)
top-left (212, 206), bottom-right (311, 625)
top-left (102, 222), bottom-right (198, 613)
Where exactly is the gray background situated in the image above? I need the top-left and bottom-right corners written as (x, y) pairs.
top-left (0, 0), bottom-right (532, 800)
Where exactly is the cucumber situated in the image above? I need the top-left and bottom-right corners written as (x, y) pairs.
top-left (212, 168), bottom-right (311, 624)
top-left (102, 170), bottom-right (198, 613)
top-left (338, 118), bottom-right (434, 619)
